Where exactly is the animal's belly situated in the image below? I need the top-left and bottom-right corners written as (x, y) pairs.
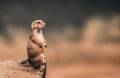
top-left (27, 40), bottom-right (44, 58)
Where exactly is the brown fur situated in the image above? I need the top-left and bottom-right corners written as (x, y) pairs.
top-left (21, 20), bottom-right (47, 78)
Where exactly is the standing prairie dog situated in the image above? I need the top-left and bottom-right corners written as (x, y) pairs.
top-left (21, 20), bottom-right (47, 77)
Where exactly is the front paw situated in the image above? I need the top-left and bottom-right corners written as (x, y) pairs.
top-left (21, 59), bottom-right (28, 64)
top-left (39, 46), bottom-right (43, 48)
top-left (44, 45), bottom-right (47, 48)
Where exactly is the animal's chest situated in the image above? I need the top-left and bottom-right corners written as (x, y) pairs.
top-left (36, 33), bottom-right (44, 42)
top-left (37, 34), bottom-right (42, 41)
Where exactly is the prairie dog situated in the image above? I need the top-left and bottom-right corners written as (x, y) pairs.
top-left (27, 20), bottom-right (47, 69)
top-left (22, 20), bottom-right (47, 70)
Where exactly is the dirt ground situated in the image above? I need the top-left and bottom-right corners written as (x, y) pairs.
top-left (0, 60), bottom-right (41, 78)
top-left (0, 61), bottom-right (120, 78)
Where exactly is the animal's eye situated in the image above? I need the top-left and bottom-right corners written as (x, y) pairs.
top-left (33, 27), bottom-right (36, 29)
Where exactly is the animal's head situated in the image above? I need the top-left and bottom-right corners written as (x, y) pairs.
top-left (31, 20), bottom-right (45, 31)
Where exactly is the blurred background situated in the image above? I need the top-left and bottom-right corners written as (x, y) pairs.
top-left (0, 0), bottom-right (120, 78)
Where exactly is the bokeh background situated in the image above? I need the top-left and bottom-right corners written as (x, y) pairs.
top-left (0, 0), bottom-right (120, 78)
